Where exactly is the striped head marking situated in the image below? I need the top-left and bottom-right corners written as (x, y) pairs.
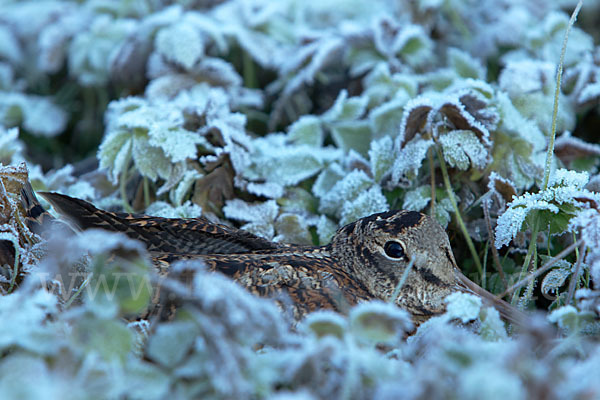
top-left (330, 210), bottom-right (460, 317)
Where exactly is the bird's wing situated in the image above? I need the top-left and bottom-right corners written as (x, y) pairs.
top-left (153, 250), bottom-right (372, 319)
top-left (38, 191), bottom-right (282, 256)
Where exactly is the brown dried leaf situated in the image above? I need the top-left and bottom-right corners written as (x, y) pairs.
top-left (193, 155), bottom-right (235, 213)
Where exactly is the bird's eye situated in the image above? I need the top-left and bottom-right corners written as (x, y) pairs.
top-left (384, 241), bottom-right (406, 259)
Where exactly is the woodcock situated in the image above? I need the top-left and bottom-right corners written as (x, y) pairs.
top-left (22, 186), bottom-right (523, 327)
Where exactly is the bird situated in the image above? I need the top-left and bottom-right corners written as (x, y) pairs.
top-left (21, 185), bottom-right (523, 327)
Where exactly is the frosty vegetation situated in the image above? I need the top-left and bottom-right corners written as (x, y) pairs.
top-left (1, 0), bottom-right (600, 398)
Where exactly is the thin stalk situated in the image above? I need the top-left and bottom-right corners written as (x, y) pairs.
top-left (566, 239), bottom-right (586, 305)
top-left (435, 146), bottom-right (483, 276)
top-left (120, 154), bottom-right (133, 213)
top-left (143, 177), bottom-right (150, 209)
top-left (428, 147), bottom-right (436, 217)
top-left (8, 245), bottom-right (19, 293)
top-left (498, 238), bottom-right (583, 299)
top-left (519, 242), bottom-right (538, 308)
top-left (482, 240), bottom-right (489, 290)
top-left (510, 217), bottom-right (539, 305)
top-left (65, 275), bottom-right (91, 309)
top-left (482, 199), bottom-right (508, 288)
top-left (242, 51), bottom-right (257, 89)
top-left (541, 0), bottom-right (584, 190)
top-left (391, 257), bottom-right (416, 302)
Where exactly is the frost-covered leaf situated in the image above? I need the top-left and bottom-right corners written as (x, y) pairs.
top-left (0, 24), bottom-right (23, 65)
top-left (368, 135), bottom-right (394, 183)
top-left (390, 136), bottom-right (433, 186)
top-left (439, 129), bottom-right (489, 170)
top-left (155, 22), bottom-right (203, 70)
top-left (495, 169), bottom-right (599, 248)
top-left (540, 257), bottom-right (573, 297)
top-left (322, 91), bottom-right (369, 123)
top-left (316, 215), bottom-right (338, 245)
top-left (147, 321), bottom-right (200, 368)
top-left (340, 185), bottom-right (388, 226)
top-left (145, 201), bottom-right (203, 219)
top-left (571, 209), bottom-right (600, 286)
top-left (399, 89), bottom-right (493, 147)
top-left (303, 311), bottom-right (347, 339)
top-left (68, 15), bottom-right (136, 86)
top-left (131, 135), bottom-right (172, 182)
top-left (318, 169), bottom-right (373, 217)
top-left (555, 131), bottom-right (600, 171)
top-left (362, 63), bottom-right (417, 107)
top-left (373, 21), bottom-right (432, 67)
top-left (479, 307), bottom-right (508, 341)
top-left (499, 60), bottom-right (575, 135)
top-left (447, 48), bottom-right (485, 79)
top-left (329, 120), bottom-right (372, 156)
top-left (402, 185), bottom-right (431, 212)
top-left (487, 172), bottom-right (517, 209)
top-left (223, 199), bottom-right (279, 223)
top-left (0, 93), bottom-right (67, 137)
top-left (0, 288), bottom-right (61, 355)
top-left (247, 140), bottom-right (340, 187)
top-left (548, 305), bottom-right (596, 333)
top-left (312, 163), bottom-right (345, 199)
top-left (444, 292), bottom-right (482, 323)
top-left (124, 358), bottom-right (171, 400)
top-left (350, 301), bottom-right (413, 344)
top-left (72, 316), bottom-right (133, 363)
top-left (274, 213), bottom-right (312, 245)
top-left (0, 126), bottom-right (24, 164)
top-left (287, 115), bottom-right (323, 147)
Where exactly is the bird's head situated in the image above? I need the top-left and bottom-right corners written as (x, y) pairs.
top-left (330, 210), bottom-right (461, 322)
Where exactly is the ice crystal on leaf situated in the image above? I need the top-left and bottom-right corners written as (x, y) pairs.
top-left (303, 311), bottom-right (347, 339)
top-left (317, 169), bottom-right (373, 217)
top-left (438, 130), bottom-right (489, 171)
top-left (0, 127), bottom-right (24, 165)
top-left (540, 256), bottom-right (576, 299)
top-left (155, 21), bottom-right (204, 71)
top-left (99, 88), bottom-right (231, 191)
top-left (0, 93), bottom-right (67, 137)
top-left (444, 292), bottom-right (482, 324)
top-left (68, 15), bottom-right (137, 86)
top-left (350, 301), bottom-right (413, 344)
top-left (390, 136), bottom-right (433, 186)
top-left (245, 136), bottom-right (341, 189)
top-left (145, 200), bottom-right (203, 219)
top-left (571, 209), bottom-right (600, 287)
top-left (495, 169), bottom-right (600, 248)
top-left (223, 199), bottom-right (279, 239)
top-left (339, 185), bottom-right (389, 226)
top-left (499, 60), bottom-right (575, 135)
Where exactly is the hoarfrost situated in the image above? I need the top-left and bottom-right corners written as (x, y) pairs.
top-left (340, 185), bottom-right (389, 226)
top-left (495, 169), bottom-right (598, 248)
top-left (439, 130), bottom-right (489, 170)
top-left (318, 169), bottom-right (373, 217)
top-left (444, 292), bottom-right (482, 323)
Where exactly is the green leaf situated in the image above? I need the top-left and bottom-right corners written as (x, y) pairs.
top-left (439, 130), bottom-right (489, 171)
top-left (146, 321), bottom-right (200, 369)
top-left (350, 301), bottom-right (413, 344)
top-left (303, 311), bottom-right (347, 339)
top-left (73, 317), bottom-right (132, 363)
top-left (131, 135), bottom-right (171, 181)
top-left (330, 120), bottom-right (373, 156)
top-left (288, 115), bottom-right (323, 147)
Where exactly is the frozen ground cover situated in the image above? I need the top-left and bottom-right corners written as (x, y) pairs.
top-left (1, 0), bottom-right (600, 398)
